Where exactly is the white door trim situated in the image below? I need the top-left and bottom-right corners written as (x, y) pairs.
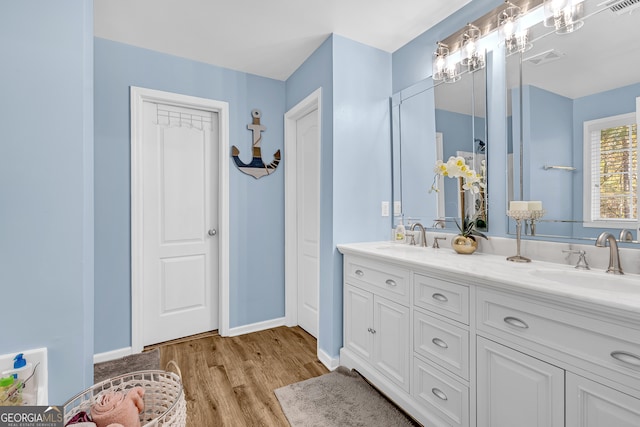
top-left (284, 88), bottom-right (322, 335)
top-left (130, 86), bottom-right (230, 354)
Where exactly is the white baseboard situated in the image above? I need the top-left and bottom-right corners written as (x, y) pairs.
top-left (93, 347), bottom-right (132, 364)
top-left (227, 317), bottom-right (287, 337)
top-left (318, 347), bottom-right (340, 371)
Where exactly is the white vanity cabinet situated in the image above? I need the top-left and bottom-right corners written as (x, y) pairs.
top-left (338, 243), bottom-right (640, 427)
top-left (476, 286), bottom-right (640, 427)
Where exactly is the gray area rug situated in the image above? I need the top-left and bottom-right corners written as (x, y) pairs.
top-left (93, 348), bottom-right (161, 384)
top-left (274, 367), bottom-right (420, 427)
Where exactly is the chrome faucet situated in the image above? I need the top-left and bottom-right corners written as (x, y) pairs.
top-left (432, 219), bottom-right (446, 229)
top-left (595, 232), bottom-right (624, 275)
top-left (619, 229), bottom-right (634, 242)
top-left (410, 223), bottom-right (428, 247)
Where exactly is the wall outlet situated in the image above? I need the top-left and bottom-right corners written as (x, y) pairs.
top-left (393, 201), bottom-right (402, 216)
top-left (381, 201), bottom-right (390, 217)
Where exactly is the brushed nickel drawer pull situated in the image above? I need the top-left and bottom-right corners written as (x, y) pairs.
top-left (432, 293), bottom-right (448, 302)
top-left (385, 279), bottom-right (397, 287)
top-left (504, 316), bottom-right (529, 329)
top-left (432, 338), bottom-right (449, 349)
top-left (355, 269), bottom-right (364, 277)
top-left (432, 388), bottom-right (448, 401)
top-left (611, 351), bottom-right (640, 367)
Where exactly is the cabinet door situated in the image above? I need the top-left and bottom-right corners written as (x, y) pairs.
top-left (566, 373), bottom-right (640, 427)
top-left (344, 284), bottom-right (374, 361)
top-left (477, 337), bottom-right (564, 427)
top-left (373, 295), bottom-right (410, 392)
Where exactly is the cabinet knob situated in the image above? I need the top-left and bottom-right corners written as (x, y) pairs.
top-left (432, 337), bottom-right (449, 349)
top-left (504, 316), bottom-right (529, 329)
top-left (432, 293), bottom-right (448, 302)
top-left (385, 279), bottom-right (397, 287)
top-left (432, 387), bottom-right (448, 401)
top-left (208, 228), bottom-right (217, 236)
top-left (611, 351), bottom-right (640, 367)
top-left (355, 269), bottom-right (364, 277)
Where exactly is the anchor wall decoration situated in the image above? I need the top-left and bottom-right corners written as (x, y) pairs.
top-left (231, 109), bottom-right (281, 179)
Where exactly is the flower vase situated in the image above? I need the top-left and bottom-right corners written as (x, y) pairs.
top-left (451, 235), bottom-right (478, 254)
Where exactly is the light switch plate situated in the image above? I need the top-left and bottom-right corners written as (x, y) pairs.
top-left (381, 201), bottom-right (390, 217)
top-left (393, 201), bottom-right (402, 216)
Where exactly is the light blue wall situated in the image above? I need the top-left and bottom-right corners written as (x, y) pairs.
top-left (94, 38), bottom-right (286, 353)
top-left (436, 109), bottom-right (474, 217)
top-left (285, 35), bottom-right (336, 359)
top-left (0, 0), bottom-right (94, 403)
top-left (519, 85), bottom-right (573, 236)
top-left (285, 35), bottom-right (392, 359)
top-left (332, 35), bottom-right (392, 356)
top-left (399, 88), bottom-right (438, 224)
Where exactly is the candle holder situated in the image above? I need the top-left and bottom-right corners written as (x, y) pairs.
top-left (507, 209), bottom-right (532, 262)
top-left (528, 209), bottom-right (546, 236)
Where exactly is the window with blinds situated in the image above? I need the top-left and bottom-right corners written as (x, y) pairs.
top-left (583, 112), bottom-right (638, 228)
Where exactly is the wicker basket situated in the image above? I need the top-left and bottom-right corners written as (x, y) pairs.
top-left (64, 361), bottom-right (186, 427)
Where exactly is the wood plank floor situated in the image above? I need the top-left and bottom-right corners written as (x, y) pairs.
top-left (155, 326), bottom-right (328, 426)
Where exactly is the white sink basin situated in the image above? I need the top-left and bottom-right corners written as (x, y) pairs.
top-left (529, 268), bottom-right (604, 287)
top-left (528, 267), bottom-right (640, 291)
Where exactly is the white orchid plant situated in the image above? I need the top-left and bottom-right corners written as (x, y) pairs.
top-left (430, 156), bottom-right (485, 194)
top-left (429, 156), bottom-right (487, 239)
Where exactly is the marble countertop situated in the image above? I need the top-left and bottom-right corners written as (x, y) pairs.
top-left (338, 241), bottom-right (640, 317)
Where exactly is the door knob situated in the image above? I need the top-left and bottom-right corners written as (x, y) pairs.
top-left (208, 229), bottom-right (217, 236)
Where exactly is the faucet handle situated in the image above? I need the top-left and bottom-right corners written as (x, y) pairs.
top-left (433, 236), bottom-right (447, 249)
top-left (408, 233), bottom-right (417, 246)
top-left (562, 249), bottom-right (590, 270)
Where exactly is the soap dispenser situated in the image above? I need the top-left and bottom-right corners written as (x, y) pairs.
top-left (395, 215), bottom-right (406, 243)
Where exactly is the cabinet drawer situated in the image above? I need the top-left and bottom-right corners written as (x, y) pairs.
top-left (414, 273), bottom-right (469, 325)
top-left (477, 288), bottom-right (640, 388)
top-left (414, 309), bottom-right (469, 380)
top-left (413, 356), bottom-right (469, 427)
top-left (345, 256), bottom-right (410, 304)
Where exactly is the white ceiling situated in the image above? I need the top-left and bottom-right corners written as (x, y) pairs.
top-left (94, 0), bottom-right (471, 81)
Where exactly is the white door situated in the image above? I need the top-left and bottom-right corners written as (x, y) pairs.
top-left (141, 102), bottom-right (219, 345)
top-left (296, 108), bottom-right (320, 337)
top-left (477, 336), bottom-right (564, 427)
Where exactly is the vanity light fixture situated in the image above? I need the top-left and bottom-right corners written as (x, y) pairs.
top-left (498, 2), bottom-right (532, 55)
top-left (432, 42), bottom-right (450, 81)
top-left (460, 24), bottom-right (486, 72)
top-left (543, 0), bottom-right (584, 34)
top-left (444, 59), bottom-right (462, 83)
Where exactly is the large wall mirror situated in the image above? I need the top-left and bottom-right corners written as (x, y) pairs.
top-left (392, 61), bottom-right (488, 232)
top-left (507, 0), bottom-right (640, 243)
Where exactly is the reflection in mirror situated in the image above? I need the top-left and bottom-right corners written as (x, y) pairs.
top-left (507, 0), bottom-right (640, 242)
top-left (436, 62), bottom-right (488, 230)
top-left (391, 60), bottom-right (488, 233)
top-left (391, 80), bottom-right (438, 230)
